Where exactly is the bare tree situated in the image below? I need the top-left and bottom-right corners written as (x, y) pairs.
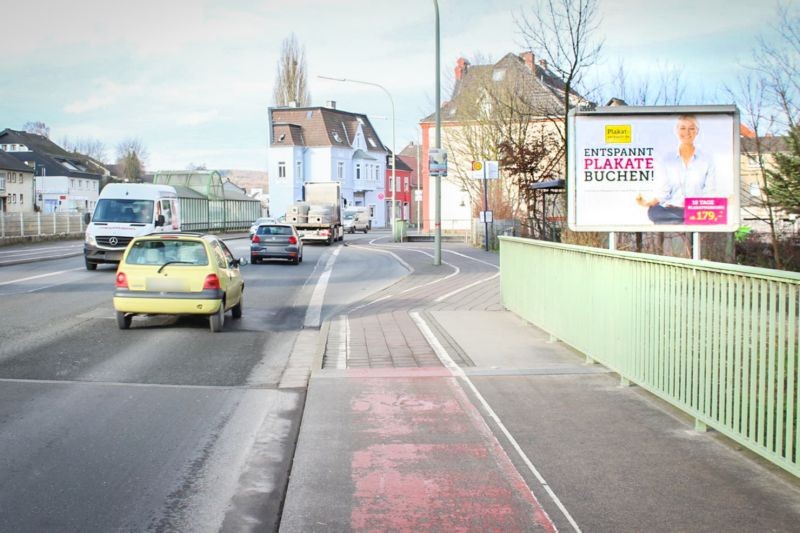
top-left (606, 61), bottom-right (687, 106)
top-left (116, 139), bottom-right (148, 182)
top-left (754, 2), bottom-right (800, 131)
top-left (23, 121), bottom-right (50, 138)
top-left (727, 73), bottom-right (786, 268)
top-left (515, 0), bottom-right (604, 138)
top-left (514, 0), bottom-right (603, 242)
top-left (724, 2), bottom-right (800, 270)
top-left (273, 34), bottom-right (311, 107)
top-left (61, 136), bottom-right (107, 162)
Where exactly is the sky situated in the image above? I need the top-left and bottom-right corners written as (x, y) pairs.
top-left (0, 0), bottom-right (784, 172)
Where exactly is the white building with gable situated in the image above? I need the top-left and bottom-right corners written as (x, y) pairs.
top-left (267, 104), bottom-right (388, 227)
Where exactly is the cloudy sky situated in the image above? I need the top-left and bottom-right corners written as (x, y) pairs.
top-left (0, 0), bottom-right (782, 171)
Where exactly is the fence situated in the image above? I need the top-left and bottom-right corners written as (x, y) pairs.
top-left (500, 236), bottom-right (800, 478)
top-left (408, 219), bottom-right (521, 248)
top-left (1, 212), bottom-right (85, 239)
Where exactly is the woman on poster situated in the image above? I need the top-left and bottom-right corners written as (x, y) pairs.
top-left (635, 115), bottom-right (716, 224)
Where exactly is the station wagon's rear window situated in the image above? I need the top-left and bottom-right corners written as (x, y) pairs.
top-left (126, 240), bottom-right (209, 265)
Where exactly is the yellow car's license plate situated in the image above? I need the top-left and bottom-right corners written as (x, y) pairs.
top-left (146, 277), bottom-right (189, 292)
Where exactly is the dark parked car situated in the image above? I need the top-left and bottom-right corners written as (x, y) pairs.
top-left (250, 224), bottom-right (303, 265)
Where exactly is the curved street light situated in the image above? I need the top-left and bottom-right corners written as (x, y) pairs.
top-left (318, 75), bottom-right (397, 241)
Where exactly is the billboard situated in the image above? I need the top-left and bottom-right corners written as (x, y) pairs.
top-left (429, 148), bottom-right (448, 177)
top-left (567, 105), bottom-right (740, 232)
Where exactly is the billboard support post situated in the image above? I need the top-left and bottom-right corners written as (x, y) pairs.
top-left (693, 232), bottom-right (701, 260)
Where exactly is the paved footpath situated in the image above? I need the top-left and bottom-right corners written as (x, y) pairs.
top-left (280, 240), bottom-right (800, 532)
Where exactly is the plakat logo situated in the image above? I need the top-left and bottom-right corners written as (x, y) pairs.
top-left (605, 125), bottom-right (631, 144)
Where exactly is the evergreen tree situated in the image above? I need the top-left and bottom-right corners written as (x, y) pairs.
top-left (765, 127), bottom-right (800, 214)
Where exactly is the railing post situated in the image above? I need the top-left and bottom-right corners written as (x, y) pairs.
top-left (1, 213), bottom-right (5, 238)
top-left (37, 212), bottom-right (41, 235)
top-left (694, 419), bottom-right (707, 432)
top-left (20, 212), bottom-right (24, 237)
top-left (67, 213), bottom-right (70, 234)
top-left (53, 212), bottom-right (57, 234)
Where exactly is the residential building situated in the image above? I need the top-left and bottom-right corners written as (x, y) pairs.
top-left (0, 129), bottom-right (105, 213)
top-left (0, 150), bottom-right (34, 213)
top-left (419, 52), bottom-right (586, 231)
top-left (739, 128), bottom-right (795, 233)
top-left (399, 142), bottom-right (422, 227)
top-left (268, 104), bottom-right (387, 227)
top-left (385, 153), bottom-right (413, 223)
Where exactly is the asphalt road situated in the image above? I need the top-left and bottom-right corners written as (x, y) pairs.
top-left (0, 233), bottom-right (405, 532)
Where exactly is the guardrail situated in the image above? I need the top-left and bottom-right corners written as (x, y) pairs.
top-left (1, 212), bottom-right (85, 239)
top-left (500, 236), bottom-right (800, 478)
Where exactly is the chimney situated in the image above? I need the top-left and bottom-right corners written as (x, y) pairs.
top-left (326, 100), bottom-right (337, 109)
top-left (454, 57), bottom-right (470, 81)
top-left (539, 58), bottom-right (548, 71)
top-left (519, 51), bottom-right (534, 72)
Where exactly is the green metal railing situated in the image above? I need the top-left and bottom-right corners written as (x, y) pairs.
top-left (500, 236), bottom-right (800, 477)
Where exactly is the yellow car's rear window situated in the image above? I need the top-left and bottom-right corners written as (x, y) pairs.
top-left (126, 240), bottom-right (209, 266)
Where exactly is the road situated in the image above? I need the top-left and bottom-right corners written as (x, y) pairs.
top-left (0, 233), bottom-right (405, 532)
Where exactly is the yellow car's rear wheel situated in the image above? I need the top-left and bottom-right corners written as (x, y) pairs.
top-left (116, 311), bottom-right (132, 330)
top-left (209, 302), bottom-right (225, 332)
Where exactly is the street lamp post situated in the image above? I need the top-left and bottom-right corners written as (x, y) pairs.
top-left (318, 76), bottom-right (397, 241)
top-left (433, 0), bottom-right (442, 265)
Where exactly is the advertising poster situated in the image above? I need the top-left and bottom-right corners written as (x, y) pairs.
top-left (568, 106), bottom-right (740, 232)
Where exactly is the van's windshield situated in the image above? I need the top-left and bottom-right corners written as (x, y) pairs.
top-left (93, 199), bottom-right (154, 223)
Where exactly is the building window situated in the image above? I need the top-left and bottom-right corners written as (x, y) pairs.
top-left (356, 163), bottom-right (361, 179)
top-left (11, 193), bottom-right (16, 204)
top-left (296, 161), bottom-right (303, 182)
top-left (19, 193), bottom-right (23, 204)
top-left (749, 182), bottom-right (760, 196)
top-left (337, 162), bottom-right (344, 180)
top-left (278, 162), bottom-right (286, 178)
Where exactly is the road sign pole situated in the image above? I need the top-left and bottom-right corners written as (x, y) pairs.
top-left (483, 166), bottom-right (489, 251)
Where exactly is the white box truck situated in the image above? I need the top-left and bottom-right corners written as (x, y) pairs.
top-left (293, 182), bottom-right (343, 245)
top-left (83, 183), bottom-right (180, 270)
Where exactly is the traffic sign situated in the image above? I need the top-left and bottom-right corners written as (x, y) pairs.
top-left (469, 160), bottom-right (499, 180)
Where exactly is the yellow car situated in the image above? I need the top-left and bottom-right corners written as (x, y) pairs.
top-left (113, 233), bottom-right (246, 332)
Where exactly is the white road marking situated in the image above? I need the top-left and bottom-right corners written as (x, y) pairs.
top-left (411, 311), bottom-right (583, 533)
top-left (443, 249), bottom-right (500, 269)
top-left (0, 267), bottom-right (84, 286)
top-left (303, 247), bottom-right (342, 328)
top-left (434, 272), bottom-right (500, 303)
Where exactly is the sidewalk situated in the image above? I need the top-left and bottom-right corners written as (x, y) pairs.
top-left (280, 241), bottom-right (800, 532)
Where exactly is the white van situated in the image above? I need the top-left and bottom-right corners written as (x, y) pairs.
top-left (343, 208), bottom-right (370, 233)
top-left (83, 183), bottom-right (180, 270)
